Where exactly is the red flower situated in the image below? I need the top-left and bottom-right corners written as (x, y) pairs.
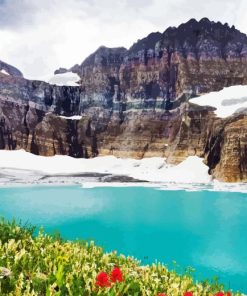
top-left (226, 292), bottom-right (232, 296)
top-left (215, 293), bottom-right (224, 296)
top-left (95, 271), bottom-right (111, 287)
top-left (184, 292), bottom-right (193, 296)
top-left (157, 293), bottom-right (167, 296)
top-left (110, 267), bottom-right (123, 283)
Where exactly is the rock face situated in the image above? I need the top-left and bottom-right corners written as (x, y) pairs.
top-left (59, 18), bottom-right (247, 111)
top-left (0, 60), bottom-right (23, 77)
top-left (1, 18), bottom-right (247, 182)
top-left (206, 115), bottom-right (247, 182)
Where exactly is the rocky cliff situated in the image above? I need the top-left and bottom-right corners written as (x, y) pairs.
top-left (1, 18), bottom-right (247, 182)
top-left (0, 60), bottom-right (23, 77)
top-left (57, 18), bottom-right (247, 110)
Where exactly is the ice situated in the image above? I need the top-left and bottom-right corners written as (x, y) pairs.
top-left (190, 85), bottom-right (247, 118)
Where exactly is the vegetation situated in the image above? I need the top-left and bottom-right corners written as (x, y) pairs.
top-left (0, 219), bottom-right (243, 295)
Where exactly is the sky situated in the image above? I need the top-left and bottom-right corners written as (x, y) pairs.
top-left (0, 0), bottom-right (246, 79)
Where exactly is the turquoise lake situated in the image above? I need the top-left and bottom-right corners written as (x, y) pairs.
top-left (0, 185), bottom-right (247, 292)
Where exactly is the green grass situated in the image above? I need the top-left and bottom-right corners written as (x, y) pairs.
top-left (0, 219), bottom-right (243, 295)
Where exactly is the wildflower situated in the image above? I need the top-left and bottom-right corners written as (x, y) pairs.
top-left (215, 293), bottom-right (224, 296)
top-left (184, 292), bottom-right (193, 296)
top-left (0, 267), bottom-right (11, 279)
top-left (157, 293), bottom-right (167, 296)
top-left (95, 272), bottom-right (111, 287)
top-left (110, 267), bottom-right (123, 283)
top-left (226, 292), bottom-right (232, 296)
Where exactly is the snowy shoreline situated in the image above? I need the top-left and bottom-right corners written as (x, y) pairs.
top-left (0, 150), bottom-right (247, 192)
top-left (0, 149), bottom-right (210, 182)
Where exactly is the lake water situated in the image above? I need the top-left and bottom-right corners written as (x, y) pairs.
top-left (0, 185), bottom-right (247, 293)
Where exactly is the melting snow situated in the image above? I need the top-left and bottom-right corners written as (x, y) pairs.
top-left (0, 150), bottom-right (211, 184)
top-left (190, 85), bottom-right (247, 118)
top-left (44, 72), bottom-right (80, 86)
top-left (0, 69), bottom-right (10, 76)
top-left (59, 115), bottom-right (82, 120)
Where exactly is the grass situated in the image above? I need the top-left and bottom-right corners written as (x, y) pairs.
top-left (0, 219), bottom-right (243, 295)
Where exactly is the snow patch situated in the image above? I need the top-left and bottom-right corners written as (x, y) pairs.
top-left (0, 69), bottom-right (10, 76)
top-left (190, 85), bottom-right (247, 118)
top-left (59, 115), bottom-right (82, 120)
top-left (0, 150), bottom-right (211, 184)
top-left (43, 72), bottom-right (80, 86)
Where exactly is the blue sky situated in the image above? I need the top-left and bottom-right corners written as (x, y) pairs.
top-left (0, 0), bottom-right (246, 78)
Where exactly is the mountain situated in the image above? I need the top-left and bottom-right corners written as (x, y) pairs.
top-left (56, 17), bottom-right (247, 109)
top-left (0, 60), bottom-right (23, 77)
top-left (0, 18), bottom-right (247, 182)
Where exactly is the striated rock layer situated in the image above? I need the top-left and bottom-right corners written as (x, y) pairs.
top-left (1, 18), bottom-right (247, 182)
top-left (58, 18), bottom-right (247, 111)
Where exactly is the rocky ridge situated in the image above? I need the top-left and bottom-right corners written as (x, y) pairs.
top-left (0, 60), bottom-right (23, 77)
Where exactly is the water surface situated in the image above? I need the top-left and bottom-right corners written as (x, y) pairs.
top-left (0, 186), bottom-right (246, 292)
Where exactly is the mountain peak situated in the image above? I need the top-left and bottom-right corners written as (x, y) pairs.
top-left (0, 60), bottom-right (23, 78)
top-left (54, 17), bottom-right (247, 77)
top-left (128, 32), bottom-right (162, 55)
top-left (81, 46), bottom-right (127, 67)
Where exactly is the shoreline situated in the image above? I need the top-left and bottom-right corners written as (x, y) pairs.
top-left (0, 150), bottom-right (246, 192)
top-left (0, 169), bottom-right (247, 193)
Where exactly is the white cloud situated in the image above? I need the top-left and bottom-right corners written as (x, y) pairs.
top-left (0, 0), bottom-right (246, 79)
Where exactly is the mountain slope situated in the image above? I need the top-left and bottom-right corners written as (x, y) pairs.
top-left (56, 17), bottom-right (247, 110)
top-left (0, 18), bottom-right (247, 182)
top-left (0, 60), bottom-right (23, 77)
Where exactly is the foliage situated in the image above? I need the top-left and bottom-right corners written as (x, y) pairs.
top-left (0, 219), bottom-right (243, 295)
